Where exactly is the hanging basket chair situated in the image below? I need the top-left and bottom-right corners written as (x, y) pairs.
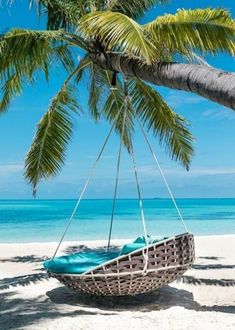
top-left (44, 83), bottom-right (195, 296)
top-left (47, 233), bottom-right (194, 296)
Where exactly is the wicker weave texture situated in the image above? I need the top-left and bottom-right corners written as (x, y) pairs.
top-left (50, 233), bottom-right (195, 296)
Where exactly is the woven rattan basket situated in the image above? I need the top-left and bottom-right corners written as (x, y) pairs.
top-left (49, 232), bottom-right (195, 296)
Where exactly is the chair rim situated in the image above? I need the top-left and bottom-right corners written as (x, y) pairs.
top-left (49, 262), bottom-right (192, 279)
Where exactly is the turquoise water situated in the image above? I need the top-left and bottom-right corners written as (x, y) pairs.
top-left (0, 199), bottom-right (235, 243)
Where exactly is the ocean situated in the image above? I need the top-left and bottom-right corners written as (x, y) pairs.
top-left (0, 198), bottom-right (235, 243)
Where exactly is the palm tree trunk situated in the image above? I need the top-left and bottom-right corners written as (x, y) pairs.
top-left (90, 52), bottom-right (235, 110)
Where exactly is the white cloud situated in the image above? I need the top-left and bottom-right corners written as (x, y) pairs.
top-left (0, 163), bottom-right (23, 177)
top-left (166, 91), bottom-right (205, 108)
top-left (85, 155), bottom-right (115, 160)
top-left (202, 108), bottom-right (235, 121)
top-left (131, 165), bottom-right (235, 177)
top-left (189, 168), bottom-right (235, 175)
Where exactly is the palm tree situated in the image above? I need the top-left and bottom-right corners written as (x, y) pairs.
top-left (1, 1), bottom-right (235, 194)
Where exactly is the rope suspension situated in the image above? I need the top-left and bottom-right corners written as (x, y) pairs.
top-left (129, 137), bottom-right (149, 274)
top-left (52, 108), bottom-right (123, 259)
top-left (107, 77), bottom-right (149, 272)
top-left (52, 74), bottom-right (188, 261)
top-left (107, 100), bottom-right (127, 251)
top-left (123, 77), bottom-right (149, 272)
top-left (136, 116), bottom-right (188, 233)
top-left (129, 139), bottom-right (149, 246)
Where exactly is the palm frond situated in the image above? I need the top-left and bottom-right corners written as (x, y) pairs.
top-left (0, 28), bottom-right (85, 76)
top-left (52, 44), bottom-right (75, 72)
top-left (0, 28), bottom-right (55, 111)
top-left (71, 56), bottom-right (104, 120)
top-left (0, 73), bottom-right (22, 113)
top-left (0, 29), bottom-right (60, 78)
top-left (30, 0), bottom-right (167, 23)
top-left (107, 0), bottom-right (168, 20)
top-left (87, 63), bottom-right (108, 121)
top-left (30, 0), bottom-right (87, 30)
top-left (83, 65), bottom-right (134, 144)
top-left (103, 74), bottom-right (134, 151)
top-left (24, 83), bottom-right (79, 195)
top-left (78, 11), bottom-right (157, 63)
top-left (0, 28), bottom-right (85, 112)
top-left (74, 55), bottom-right (93, 84)
top-left (145, 8), bottom-right (235, 55)
top-left (130, 79), bottom-right (194, 169)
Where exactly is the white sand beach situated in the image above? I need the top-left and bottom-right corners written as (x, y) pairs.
top-left (0, 235), bottom-right (235, 330)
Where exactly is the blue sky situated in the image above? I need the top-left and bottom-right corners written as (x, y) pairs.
top-left (0, 0), bottom-right (235, 199)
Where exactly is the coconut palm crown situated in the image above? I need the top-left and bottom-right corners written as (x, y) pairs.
top-left (1, 1), bottom-right (235, 194)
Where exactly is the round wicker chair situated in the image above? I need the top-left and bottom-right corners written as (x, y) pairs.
top-left (48, 232), bottom-right (195, 296)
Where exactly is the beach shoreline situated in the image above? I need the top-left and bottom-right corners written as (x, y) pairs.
top-left (1, 233), bottom-right (235, 246)
top-left (0, 235), bottom-right (235, 329)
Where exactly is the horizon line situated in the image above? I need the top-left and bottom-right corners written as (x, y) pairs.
top-left (0, 197), bottom-right (234, 201)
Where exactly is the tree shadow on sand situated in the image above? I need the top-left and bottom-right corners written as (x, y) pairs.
top-left (0, 255), bottom-right (48, 263)
top-left (46, 285), bottom-right (235, 314)
top-left (0, 272), bottom-right (48, 291)
top-left (192, 264), bottom-right (235, 270)
top-left (1, 247), bottom-right (234, 329)
top-left (198, 256), bottom-right (223, 261)
top-left (1, 285), bottom-right (234, 330)
top-left (181, 276), bottom-right (235, 287)
top-left (0, 291), bottom-right (109, 330)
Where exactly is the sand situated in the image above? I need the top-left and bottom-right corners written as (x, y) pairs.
top-left (0, 235), bottom-right (235, 330)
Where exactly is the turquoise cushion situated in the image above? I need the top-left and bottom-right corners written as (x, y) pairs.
top-left (44, 251), bottom-right (119, 275)
top-left (120, 242), bottom-right (146, 255)
top-left (120, 235), bottom-right (150, 255)
top-left (133, 235), bottom-right (151, 244)
top-left (153, 236), bottom-right (168, 244)
top-left (44, 236), bottom-right (169, 274)
top-left (134, 236), bottom-right (147, 244)
top-left (120, 236), bottom-right (169, 255)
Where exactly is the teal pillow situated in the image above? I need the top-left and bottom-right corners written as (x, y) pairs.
top-left (120, 242), bottom-right (146, 255)
top-left (120, 236), bottom-right (169, 255)
top-left (152, 236), bottom-right (168, 244)
top-left (134, 235), bottom-right (151, 244)
top-left (133, 236), bottom-right (146, 244)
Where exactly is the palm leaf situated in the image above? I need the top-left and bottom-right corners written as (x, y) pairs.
top-left (30, 0), bottom-right (87, 30)
top-left (82, 65), bottom-right (134, 145)
top-left (108, 0), bottom-right (168, 20)
top-left (72, 54), bottom-right (92, 84)
top-left (75, 62), bottom-right (134, 147)
top-left (0, 28), bottom-right (85, 76)
top-left (130, 79), bottom-right (194, 169)
top-left (0, 73), bottom-right (22, 113)
top-left (30, 0), bottom-right (167, 24)
top-left (0, 28), bottom-right (55, 111)
top-left (0, 28), bottom-right (85, 112)
top-left (52, 43), bottom-right (75, 72)
top-left (145, 8), bottom-right (235, 55)
top-left (87, 63), bottom-right (108, 121)
top-left (0, 29), bottom-right (61, 78)
top-left (72, 57), bottom-right (104, 120)
top-left (24, 84), bottom-right (79, 195)
top-left (78, 11), bottom-right (157, 63)
top-left (102, 73), bottom-right (134, 151)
